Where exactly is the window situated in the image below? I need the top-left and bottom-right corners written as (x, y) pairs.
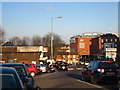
top-left (1, 74), bottom-right (17, 88)
top-left (80, 43), bottom-right (85, 48)
top-left (106, 39), bottom-right (108, 42)
top-left (102, 39), bottom-right (104, 43)
top-left (111, 39), bottom-right (113, 42)
top-left (115, 39), bottom-right (117, 42)
top-left (115, 44), bottom-right (117, 47)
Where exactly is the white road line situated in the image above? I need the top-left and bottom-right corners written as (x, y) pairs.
top-left (68, 68), bottom-right (74, 70)
top-left (76, 79), bottom-right (107, 89)
top-left (76, 68), bottom-right (83, 70)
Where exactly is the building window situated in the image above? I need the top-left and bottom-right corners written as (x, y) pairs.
top-left (115, 44), bottom-right (117, 47)
top-left (111, 39), bottom-right (113, 42)
top-left (106, 44), bottom-right (108, 48)
top-left (102, 39), bottom-right (104, 43)
top-left (106, 39), bottom-right (108, 42)
top-left (70, 48), bottom-right (75, 52)
top-left (115, 39), bottom-right (117, 42)
top-left (102, 44), bottom-right (103, 48)
top-left (80, 43), bottom-right (85, 48)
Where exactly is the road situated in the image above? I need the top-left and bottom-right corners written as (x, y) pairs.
top-left (33, 64), bottom-right (118, 90)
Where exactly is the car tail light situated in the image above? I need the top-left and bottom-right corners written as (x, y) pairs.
top-left (97, 68), bottom-right (105, 73)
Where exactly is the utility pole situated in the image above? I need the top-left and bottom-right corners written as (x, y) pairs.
top-left (50, 16), bottom-right (62, 61)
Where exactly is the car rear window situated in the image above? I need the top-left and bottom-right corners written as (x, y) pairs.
top-left (99, 62), bottom-right (118, 69)
top-left (0, 74), bottom-right (17, 88)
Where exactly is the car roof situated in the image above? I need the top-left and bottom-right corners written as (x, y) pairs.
top-left (0, 63), bottom-right (24, 66)
top-left (0, 67), bottom-right (16, 74)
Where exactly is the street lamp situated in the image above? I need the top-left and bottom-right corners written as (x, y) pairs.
top-left (51, 16), bottom-right (62, 61)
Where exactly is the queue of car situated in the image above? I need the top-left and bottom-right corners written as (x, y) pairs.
top-left (0, 62), bottom-right (56, 89)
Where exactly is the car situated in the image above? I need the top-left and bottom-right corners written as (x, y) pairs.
top-left (57, 62), bottom-right (68, 71)
top-left (36, 64), bottom-right (47, 73)
top-left (25, 63), bottom-right (39, 77)
top-left (81, 60), bottom-right (119, 84)
top-left (36, 64), bottom-right (55, 73)
top-left (1, 63), bottom-right (34, 89)
top-left (0, 67), bottom-right (24, 89)
top-left (53, 61), bottom-right (63, 68)
top-left (84, 61), bottom-right (90, 66)
top-left (117, 65), bottom-right (120, 89)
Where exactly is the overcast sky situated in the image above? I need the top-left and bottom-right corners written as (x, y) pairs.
top-left (1, 1), bottom-right (118, 43)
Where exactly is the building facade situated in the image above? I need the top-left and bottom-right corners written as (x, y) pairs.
top-left (1, 42), bottom-right (48, 64)
top-left (70, 33), bottom-right (119, 61)
top-left (91, 33), bottom-right (119, 61)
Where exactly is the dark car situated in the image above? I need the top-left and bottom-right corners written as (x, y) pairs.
top-left (81, 60), bottom-right (119, 84)
top-left (57, 62), bottom-right (68, 71)
top-left (53, 61), bottom-right (63, 68)
top-left (1, 63), bottom-right (34, 89)
top-left (0, 67), bottom-right (24, 89)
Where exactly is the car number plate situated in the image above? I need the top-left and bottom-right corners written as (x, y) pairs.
top-left (107, 72), bottom-right (115, 75)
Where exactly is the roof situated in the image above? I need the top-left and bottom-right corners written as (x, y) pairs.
top-left (100, 33), bottom-right (118, 38)
top-left (0, 67), bottom-right (16, 74)
top-left (1, 63), bottom-right (24, 66)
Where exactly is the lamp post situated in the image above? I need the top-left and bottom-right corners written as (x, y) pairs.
top-left (51, 16), bottom-right (62, 61)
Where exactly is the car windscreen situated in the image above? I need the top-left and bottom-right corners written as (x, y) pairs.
top-left (99, 62), bottom-right (118, 69)
top-left (25, 64), bottom-right (32, 67)
top-left (0, 74), bottom-right (17, 88)
top-left (3, 65), bottom-right (27, 76)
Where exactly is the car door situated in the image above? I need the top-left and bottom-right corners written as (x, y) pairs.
top-left (83, 61), bottom-right (96, 80)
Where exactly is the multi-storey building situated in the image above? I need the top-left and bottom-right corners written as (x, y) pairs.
top-left (70, 32), bottom-right (119, 61)
top-left (91, 33), bottom-right (119, 61)
top-left (70, 32), bottom-right (101, 61)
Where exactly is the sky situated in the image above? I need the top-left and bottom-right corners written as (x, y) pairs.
top-left (1, 2), bottom-right (118, 43)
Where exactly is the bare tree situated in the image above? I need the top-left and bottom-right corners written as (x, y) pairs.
top-left (31, 35), bottom-right (42, 45)
top-left (9, 36), bottom-right (22, 45)
top-left (42, 32), bottom-right (66, 59)
top-left (21, 36), bottom-right (30, 45)
top-left (0, 27), bottom-right (6, 44)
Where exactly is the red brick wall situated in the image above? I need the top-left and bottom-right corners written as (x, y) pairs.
top-left (78, 38), bottom-right (93, 55)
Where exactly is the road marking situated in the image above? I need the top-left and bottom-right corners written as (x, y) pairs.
top-left (68, 68), bottom-right (74, 70)
top-left (76, 68), bottom-right (83, 70)
top-left (76, 79), bottom-right (107, 89)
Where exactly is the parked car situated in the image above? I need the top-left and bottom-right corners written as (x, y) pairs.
top-left (117, 66), bottom-right (120, 89)
top-left (25, 63), bottom-right (39, 77)
top-left (57, 62), bottom-right (68, 71)
top-left (1, 63), bottom-right (34, 89)
top-left (81, 60), bottom-right (119, 84)
top-left (36, 64), bottom-right (55, 73)
top-left (53, 61), bottom-right (63, 68)
top-left (0, 67), bottom-right (24, 89)
top-left (36, 64), bottom-right (47, 73)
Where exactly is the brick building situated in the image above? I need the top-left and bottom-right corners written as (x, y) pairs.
top-left (1, 42), bottom-right (48, 64)
top-left (70, 32), bottom-right (101, 61)
top-left (70, 32), bottom-right (119, 62)
top-left (91, 33), bottom-right (119, 61)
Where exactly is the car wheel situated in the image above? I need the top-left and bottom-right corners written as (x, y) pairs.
top-left (91, 76), bottom-right (97, 84)
top-left (30, 72), bottom-right (35, 77)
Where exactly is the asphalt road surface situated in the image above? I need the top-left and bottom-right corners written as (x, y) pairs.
top-left (33, 64), bottom-right (118, 90)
